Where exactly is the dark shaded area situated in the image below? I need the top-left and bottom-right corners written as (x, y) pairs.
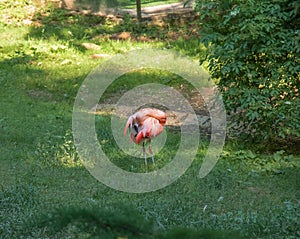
top-left (27, 4), bottom-right (199, 45)
top-left (23, 205), bottom-right (152, 238)
top-left (28, 8), bottom-right (107, 50)
top-left (20, 204), bottom-right (245, 238)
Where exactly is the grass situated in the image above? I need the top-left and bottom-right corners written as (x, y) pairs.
top-left (0, 1), bottom-right (299, 238)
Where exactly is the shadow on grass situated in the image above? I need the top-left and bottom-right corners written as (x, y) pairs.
top-left (26, 2), bottom-right (203, 57)
top-left (20, 204), bottom-right (244, 239)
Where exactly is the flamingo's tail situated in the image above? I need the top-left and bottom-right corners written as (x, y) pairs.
top-left (123, 117), bottom-right (132, 136)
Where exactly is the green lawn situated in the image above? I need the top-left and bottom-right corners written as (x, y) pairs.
top-left (0, 1), bottom-right (299, 238)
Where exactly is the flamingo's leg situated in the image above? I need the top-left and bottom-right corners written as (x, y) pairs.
top-left (149, 143), bottom-right (155, 167)
top-left (143, 142), bottom-right (148, 172)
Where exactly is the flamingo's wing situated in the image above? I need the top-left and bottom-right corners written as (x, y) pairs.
top-left (135, 118), bottom-right (163, 144)
top-left (142, 108), bottom-right (167, 125)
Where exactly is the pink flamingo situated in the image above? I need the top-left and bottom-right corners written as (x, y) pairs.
top-left (123, 108), bottom-right (167, 169)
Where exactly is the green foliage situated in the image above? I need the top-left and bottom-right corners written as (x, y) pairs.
top-left (221, 149), bottom-right (300, 174)
top-left (196, 0), bottom-right (300, 140)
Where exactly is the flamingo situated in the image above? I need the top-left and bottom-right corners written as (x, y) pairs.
top-left (123, 108), bottom-right (167, 170)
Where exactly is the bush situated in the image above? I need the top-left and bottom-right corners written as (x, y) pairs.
top-left (195, 0), bottom-right (300, 140)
